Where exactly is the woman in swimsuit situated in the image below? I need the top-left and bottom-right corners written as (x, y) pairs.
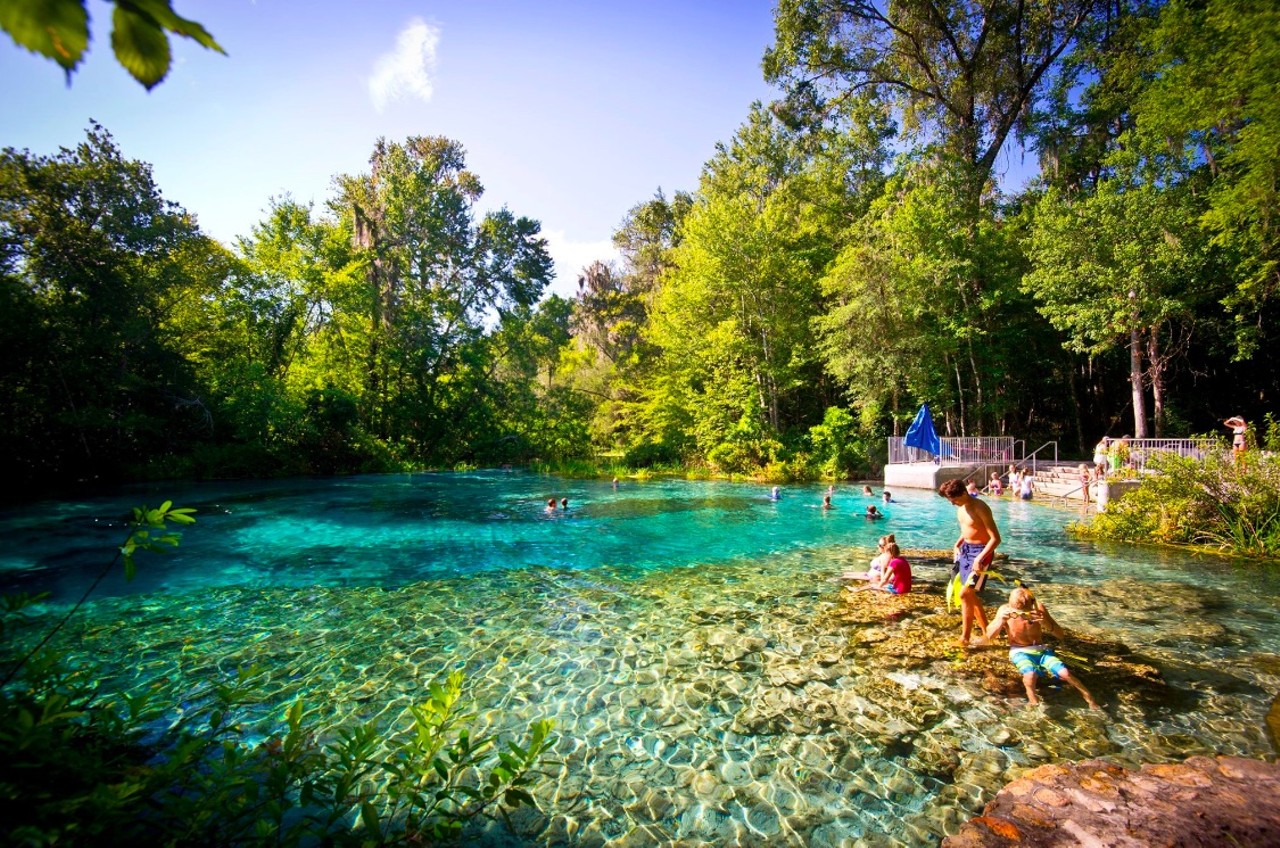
top-left (1225, 417), bottom-right (1247, 462)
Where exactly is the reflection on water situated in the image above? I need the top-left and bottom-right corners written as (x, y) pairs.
top-left (2, 472), bottom-right (1280, 845)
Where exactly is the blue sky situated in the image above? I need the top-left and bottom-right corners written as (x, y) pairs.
top-left (1, 1), bottom-right (780, 297)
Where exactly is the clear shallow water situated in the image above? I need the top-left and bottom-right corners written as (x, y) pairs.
top-left (3, 471), bottom-right (1279, 846)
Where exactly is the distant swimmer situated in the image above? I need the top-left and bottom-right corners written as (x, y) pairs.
top-left (822, 494), bottom-right (833, 510)
top-left (560, 497), bottom-right (569, 510)
top-left (865, 504), bottom-right (883, 520)
top-left (546, 498), bottom-right (557, 512)
top-left (769, 486), bottom-right (781, 501)
top-left (863, 485), bottom-right (874, 496)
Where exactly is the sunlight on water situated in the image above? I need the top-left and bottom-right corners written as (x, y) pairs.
top-left (3, 471), bottom-right (1279, 846)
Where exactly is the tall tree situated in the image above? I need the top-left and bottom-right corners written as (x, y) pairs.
top-left (817, 155), bottom-right (1029, 436)
top-left (765, 0), bottom-right (1104, 192)
top-left (0, 124), bottom-right (223, 487)
top-left (765, 0), bottom-right (1112, 432)
top-left (334, 137), bottom-right (553, 457)
top-left (642, 105), bottom-right (837, 470)
top-left (1023, 169), bottom-right (1215, 437)
top-left (1126, 0), bottom-right (1280, 357)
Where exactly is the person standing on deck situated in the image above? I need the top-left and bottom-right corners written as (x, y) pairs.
top-left (938, 478), bottom-right (1001, 647)
top-left (1225, 417), bottom-right (1247, 463)
top-left (1093, 437), bottom-right (1110, 479)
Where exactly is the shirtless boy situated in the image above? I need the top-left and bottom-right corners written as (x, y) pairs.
top-left (938, 478), bottom-right (1000, 646)
top-left (985, 587), bottom-right (1100, 709)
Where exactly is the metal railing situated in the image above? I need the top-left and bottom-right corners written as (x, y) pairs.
top-left (1022, 441), bottom-right (1059, 476)
top-left (887, 436), bottom-right (1017, 466)
top-left (1099, 438), bottom-right (1218, 475)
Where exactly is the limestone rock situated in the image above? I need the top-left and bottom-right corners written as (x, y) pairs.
top-left (943, 756), bottom-right (1280, 847)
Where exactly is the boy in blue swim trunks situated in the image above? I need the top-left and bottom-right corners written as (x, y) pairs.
top-left (985, 587), bottom-right (1100, 709)
top-left (939, 479), bottom-right (1001, 646)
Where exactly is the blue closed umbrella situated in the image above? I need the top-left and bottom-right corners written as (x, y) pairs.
top-left (903, 403), bottom-right (942, 457)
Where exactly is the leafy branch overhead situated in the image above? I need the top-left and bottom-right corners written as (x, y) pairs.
top-left (0, 0), bottom-right (223, 89)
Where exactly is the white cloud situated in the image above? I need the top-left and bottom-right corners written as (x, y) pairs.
top-left (368, 19), bottom-right (441, 112)
top-left (541, 229), bottom-right (621, 300)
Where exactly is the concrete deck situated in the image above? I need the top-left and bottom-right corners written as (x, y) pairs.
top-left (883, 463), bottom-right (972, 491)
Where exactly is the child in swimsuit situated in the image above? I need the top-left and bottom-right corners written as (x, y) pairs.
top-left (984, 587), bottom-right (1100, 709)
top-left (843, 534), bottom-right (895, 581)
top-left (853, 542), bottom-right (912, 594)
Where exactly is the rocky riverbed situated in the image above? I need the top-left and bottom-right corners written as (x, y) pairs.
top-left (16, 548), bottom-right (1280, 845)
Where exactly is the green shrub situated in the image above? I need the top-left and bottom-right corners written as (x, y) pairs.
top-left (807, 407), bottom-right (871, 480)
top-left (1075, 450), bottom-right (1280, 556)
top-left (623, 439), bottom-right (683, 469)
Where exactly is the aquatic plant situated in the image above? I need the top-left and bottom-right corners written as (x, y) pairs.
top-left (0, 504), bottom-right (556, 846)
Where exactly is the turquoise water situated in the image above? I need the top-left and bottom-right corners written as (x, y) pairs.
top-left (3, 471), bottom-right (1279, 845)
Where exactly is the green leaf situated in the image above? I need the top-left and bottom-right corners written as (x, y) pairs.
top-left (504, 788), bottom-right (536, 808)
top-left (120, 0), bottom-right (225, 53)
top-left (111, 3), bottom-right (170, 89)
top-left (0, 0), bottom-right (89, 72)
top-left (359, 800), bottom-right (379, 833)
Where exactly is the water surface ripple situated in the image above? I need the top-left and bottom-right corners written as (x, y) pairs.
top-left (3, 471), bottom-right (1279, 846)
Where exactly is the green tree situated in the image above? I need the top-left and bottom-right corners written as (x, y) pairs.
top-left (1023, 169), bottom-right (1215, 437)
top-left (643, 105), bottom-right (835, 470)
top-left (765, 0), bottom-right (1104, 181)
top-left (0, 124), bottom-right (225, 488)
top-left (566, 192), bottom-right (692, 455)
top-left (765, 0), bottom-right (1114, 433)
top-left (334, 137), bottom-right (554, 461)
top-left (1126, 0), bottom-right (1280, 357)
top-left (817, 154), bottom-right (1033, 437)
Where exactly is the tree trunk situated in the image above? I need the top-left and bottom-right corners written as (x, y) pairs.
top-left (953, 359), bottom-right (967, 437)
top-left (1068, 362), bottom-right (1085, 454)
top-left (1129, 325), bottom-right (1148, 438)
top-left (1146, 326), bottom-right (1166, 438)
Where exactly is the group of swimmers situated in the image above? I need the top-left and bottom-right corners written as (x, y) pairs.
top-left (817, 485), bottom-right (894, 519)
top-left (843, 477), bottom-right (1101, 709)
top-left (972, 465), bottom-right (1034, 500)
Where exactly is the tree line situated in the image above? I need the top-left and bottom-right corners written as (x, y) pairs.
top-left (2, 0), bottom-right (1276, 493)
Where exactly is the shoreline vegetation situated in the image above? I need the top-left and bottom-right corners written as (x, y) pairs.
top-left (1071, 448), bottom-right (1280, 560)
top-left (4, 2), bottom-right (1279, 533)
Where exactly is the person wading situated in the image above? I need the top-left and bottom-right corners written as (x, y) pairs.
top-left (938, 478), bottom-right (1002, 647)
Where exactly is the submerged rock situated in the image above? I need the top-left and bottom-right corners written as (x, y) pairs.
top-left (821, 560), bottom-right (1169, 711)
top-left (943, 756), bottom-right (1280, 847)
